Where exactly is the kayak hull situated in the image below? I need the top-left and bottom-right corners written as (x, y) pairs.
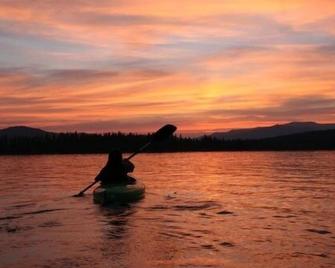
top-left (93, 180), bottom-right (145, 204)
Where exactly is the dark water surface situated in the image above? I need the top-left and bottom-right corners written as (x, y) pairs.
top-left (0, 152), bottom-right (334, 268)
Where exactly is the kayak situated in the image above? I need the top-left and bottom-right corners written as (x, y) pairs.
top-left (93, 180), bottom-right (145, 204)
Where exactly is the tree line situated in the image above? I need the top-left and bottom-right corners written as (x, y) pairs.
top-left (0, 129), bottom-right (334, 155)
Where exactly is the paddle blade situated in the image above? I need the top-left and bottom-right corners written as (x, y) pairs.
top-left (152, 124), bottom-right (177, 142)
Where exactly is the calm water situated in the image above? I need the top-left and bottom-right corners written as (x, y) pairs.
top-left (0, 152), bottom-right (334, 268)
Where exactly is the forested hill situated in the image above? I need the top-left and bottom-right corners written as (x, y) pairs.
top-left (0, 128), bottom-right (334, 154)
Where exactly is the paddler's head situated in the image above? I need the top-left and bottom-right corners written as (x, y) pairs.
top-left (108, 150), bottom-right (122, 165)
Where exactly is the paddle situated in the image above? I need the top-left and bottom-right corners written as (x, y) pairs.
top-left (73, 124), bottom-right (177, 197)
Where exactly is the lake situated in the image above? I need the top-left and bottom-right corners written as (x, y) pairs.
top-left (0, 152), bottom-right (334, 268)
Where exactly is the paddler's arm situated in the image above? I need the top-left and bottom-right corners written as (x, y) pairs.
top-left (122, 159), bottom-right (135, 173)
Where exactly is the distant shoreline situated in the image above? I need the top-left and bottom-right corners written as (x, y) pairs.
top-left (1, 147), bottom-right (335, 156)
top-left (1, 129), bottom-right (334, 155)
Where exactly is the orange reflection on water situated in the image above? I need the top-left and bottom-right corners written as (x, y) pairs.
top-left (0, 152), bottom-right (334, 267)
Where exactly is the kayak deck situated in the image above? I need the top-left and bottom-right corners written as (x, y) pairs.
top-left (93, 180), bottom-right (145, 204)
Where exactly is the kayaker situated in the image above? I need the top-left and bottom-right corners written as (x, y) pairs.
top-left (95, 150), bottom-right (136, 185)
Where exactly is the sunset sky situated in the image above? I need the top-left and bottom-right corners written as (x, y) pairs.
top-left (1, 0), bottom-right (335, 135)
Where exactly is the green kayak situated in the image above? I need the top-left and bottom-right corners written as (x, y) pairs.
top-left (93, 180), bottom-right (145, 204)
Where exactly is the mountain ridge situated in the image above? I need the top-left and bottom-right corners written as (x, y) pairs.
top-left (0, 126), bottom-right (51, 138)
top-left (211, 121), bottom-right (335, 140)
top-left (2, 121), bottom-right (335, 140)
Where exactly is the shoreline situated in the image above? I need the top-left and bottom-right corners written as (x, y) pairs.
top-left (1, 148), bottom-right (335, 156)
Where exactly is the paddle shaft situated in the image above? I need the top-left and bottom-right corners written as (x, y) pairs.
top-left (77, 181), bottom-right (98, 196)
top-left (125, 142), bottom-right (151, 160)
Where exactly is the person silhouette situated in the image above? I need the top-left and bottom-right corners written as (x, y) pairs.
top-left (95, 150), bottom-right (136, 185)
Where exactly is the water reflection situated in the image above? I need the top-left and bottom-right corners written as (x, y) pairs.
top-left (99, 204), bottom-right (134, 239)
top-left (96, 204), bottom-right (134, 267)
top-left (0, 152), bottom-right (334, 267)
